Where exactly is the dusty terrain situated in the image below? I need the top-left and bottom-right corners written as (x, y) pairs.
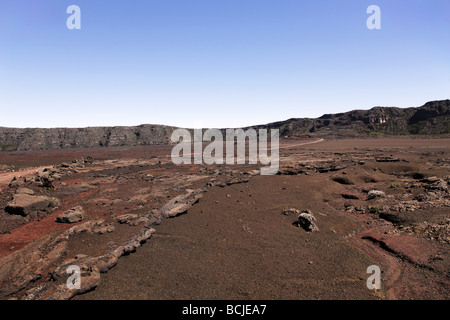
top-left (0, 138), bottom-right (448, 300)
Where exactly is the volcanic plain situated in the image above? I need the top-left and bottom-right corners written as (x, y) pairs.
top-left (0, 137), bottom-right (448, 300)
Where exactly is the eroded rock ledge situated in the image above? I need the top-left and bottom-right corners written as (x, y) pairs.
top-left (0, 219), bottom-right (155, 300)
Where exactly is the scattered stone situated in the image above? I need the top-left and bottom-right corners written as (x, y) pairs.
top-left (56, 206), bottom-right (84, 223)
top-left (316, 162), bottom-right (347, 173)
top-left (48, 197), bottom-right (61, 209)
top-left (296, 210), bottom-right (319, 232)
top-left (93, 224), bottom-right (115, 234)
top-left (277, 167), bottom-right (306, 175)
top-left (415, 192), bottom-right (439, 202)
top-left (49, 264), bottom-right (101, 300)
top-left (367, 190), bottom-right (386, 199)
top-left (8, 177), bottom-right (24, 188)
top-left (394, 220), bottom-right (450, 244)
top-left (83, 156), bottom-right (94, 165)
top-left (422, 176), bottom-right (440, 183)
top-left (425, 179), bottom-right (448, 192)
top-left (34, 173), bottom-right (54, 189)
top-left (115, 214), bottom-right (139, 224)
top-left (282, 208), bottom-right (300, 216)
top-left (391, 201), bottom-right (420, 212)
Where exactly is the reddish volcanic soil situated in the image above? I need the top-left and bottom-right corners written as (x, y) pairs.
top-left (0, 138), bottom-right (449, 300)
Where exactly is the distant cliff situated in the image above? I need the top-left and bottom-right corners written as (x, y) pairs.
top-left (248, 99), bottom-right (450, 139)
top-left (1, 100), bottom-right (449, 151)
top-left (0, 124), bottom-right (177, 151)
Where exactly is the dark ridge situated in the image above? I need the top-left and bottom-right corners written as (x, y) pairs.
top-left (1, 100), bottom-right (449, 151)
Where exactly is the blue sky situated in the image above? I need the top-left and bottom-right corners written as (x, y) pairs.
top-left (0, 0), bottom-right (449, 128)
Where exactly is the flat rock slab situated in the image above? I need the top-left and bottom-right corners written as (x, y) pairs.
top-left (5, 194), bottom-right (50, 216)
top-left (15, 188), bottom-right (35, 195)
top-left (159, 190), bottom-right (204, 218)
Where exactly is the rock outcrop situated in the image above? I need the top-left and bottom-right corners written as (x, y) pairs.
top-left (0, 219), bottom-right (155, 300)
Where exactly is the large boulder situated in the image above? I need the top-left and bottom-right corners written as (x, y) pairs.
top-left (5, 194), bottom-right (51, 216)
top-left (56, 206), bottom-right (84, 223)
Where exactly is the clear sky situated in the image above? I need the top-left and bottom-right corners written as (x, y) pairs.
top-left (0, 0), bottom-right (449, 128)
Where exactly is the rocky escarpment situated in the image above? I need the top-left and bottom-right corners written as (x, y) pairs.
top-left (1, 100), bottom-right (449, 151)
top-left (0, 124), bottom-right (177, 151)
top-left (249, 99), bottom-right (450, 138)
